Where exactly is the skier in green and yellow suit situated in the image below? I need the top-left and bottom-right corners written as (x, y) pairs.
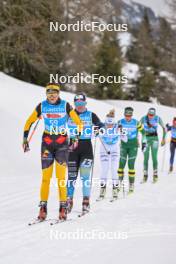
top-left (118, 107), bottom-right (147, 194)
top-left (140, 107), bottom-right (166, 183)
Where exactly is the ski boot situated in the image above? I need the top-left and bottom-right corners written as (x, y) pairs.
top-left (118, 177), bottom-right (123, 190)
top-left (112, 184), bottom-right (119, 199)
top-left (67, 197), bottom-right (73, 214)
top-left (153, 170), bottom-right (158, 183)
top-left (97, 184), bottom-right (106, 201)
top-left (38, 201), bottom-right (47, 220)
top-left (128, 183), bottom-right (134, 194)
top-left (82, 196), bottom-right (90, 213)
top-left (59, 201), bottom-right (67, 220)
top-left (169, 165), bottom-right (173, 173)
top-left (141, 170), bottom-right (148, 183)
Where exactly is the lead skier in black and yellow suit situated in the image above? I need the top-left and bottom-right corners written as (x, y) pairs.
top-left (23, 83), bottom-right (83, 221)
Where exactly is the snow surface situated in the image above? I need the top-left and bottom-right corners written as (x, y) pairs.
top-left (0, 72), bottom-right (176, 264)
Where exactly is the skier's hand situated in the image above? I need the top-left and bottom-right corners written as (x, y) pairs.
top-left (69, 137), bottom-right (79, 151)
top-left (142, 142), bottom-right (147, 153)
top-left (161, 139), bottom-right (166, 146)
top-left (93, 127), bottom-right (99, 137)
top-left (23, 138), bottom-right (30, 152)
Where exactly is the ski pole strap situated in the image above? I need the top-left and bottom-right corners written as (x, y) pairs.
top-left (28, 118), bottom-right (41, 143)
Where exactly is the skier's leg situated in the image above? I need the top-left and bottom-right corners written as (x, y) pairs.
top-left (151, 138), bottom-right (159, 181)
top-left (128, 146), bottom-right (138, 192)
top-left (80, 141), bottom-right (93, 211)
top-left (98, 144), bottom-right (110, 198)
top-left (80, 158), bottom-right (93, 198)
top-left (143, 139), bottom-right (150, 180)
top-left (100, 143), bottom-right (110, 185)
top-left (170, 142), bottom-right (175, 170)
top-left (67, 150), bottom-right (79, 199)
top-left (39, 142), bottom-right (54, 220)
top-left (110, 144), bottom-right (119, 198)
top-left (118, 146), bottom-right (128, 182)
top-left (40, 145), bottom-right (54, 201)
top-left (55, 147), bottom-right (69, 202)
top-left (110, 144), bottom-right (119, 186)
top-left (55, 162), bottom-right (67, 200)
top-left (55, 144), bottom-right (69, 220)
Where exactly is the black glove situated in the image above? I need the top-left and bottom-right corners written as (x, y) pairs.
top-left (23, 138), bottom-right (30, 152)
top-left (69, 137), bottom-right (79, 151)
top-left (93, 126), bottom-right (99, 137)
top-left (142, 142), bottom-right (147, 153)
top-left (166, 123), bottom-right (170, 130)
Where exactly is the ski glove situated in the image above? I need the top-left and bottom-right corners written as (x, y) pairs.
top-left (93, 126), bottom-right (99, 137)
top-left (142, 142), bottom-right (147, 153)
top-left (23, 138), bottom-right (30, 152)
top-left (166, 123), bottom-right (169, 129)
top-left (69, 137), bottom-right (79, 151)
top-left (161, 139), bottom-right (166, 146)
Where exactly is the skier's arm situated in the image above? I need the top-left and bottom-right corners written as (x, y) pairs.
top-left (140, 116), bottom-right (144, 125)
top-left (137, 121), bottom-right (146, 143)
top-left (92, 112), bottom-right (104, 136)
top-left (166, 124), bottom-right (171, 132)
top-left (23, 103), bottom-right (41, 139)
top-left (67, 103), bottom-right (83, 133)
top-left (137, 121), bottom-right (147, 152)
top-left (159, 117), bottom-right (166, 140)
top-left (92, 113), bottom-right (104, 128)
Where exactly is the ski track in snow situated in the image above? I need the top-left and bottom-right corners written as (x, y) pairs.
top-left (0, 72), bottom-right (176, 264)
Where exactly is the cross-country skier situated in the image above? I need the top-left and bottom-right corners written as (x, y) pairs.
top-left (140, 108), bottom-right (166, 183)
top-left (97, 109), bottom-right (120, 200)
top-left (23, 83), bottom-right (82, 221)
top-left (118, 107), bottom-right (147, 194)
top-left (67, 93), bottom-right (104, 214)
top-left (166, 117), bottom-right (176, 173)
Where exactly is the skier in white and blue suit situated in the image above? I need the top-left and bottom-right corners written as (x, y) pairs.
top-left (98, 109), bottom-right (120, 200)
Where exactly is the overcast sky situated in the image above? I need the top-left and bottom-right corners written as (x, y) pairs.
top-left (134, 0), bottom-right (171, 17)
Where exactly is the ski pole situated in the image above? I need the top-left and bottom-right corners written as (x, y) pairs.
top-left (90, 136), bottom-right (97, 195)
top-left (161, 142), bottom-right (166, 172)
top-left (28, 117), bottom-right (41, 143)
top-left (122, 180), bottom-right (125, 198)
top-left (99, 136), bottom-right (110, 155)
top-left (161, 137), bottom-right (170, 172)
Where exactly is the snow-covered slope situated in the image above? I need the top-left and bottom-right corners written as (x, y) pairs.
top-left (0, 73), bottom-right (176, 264)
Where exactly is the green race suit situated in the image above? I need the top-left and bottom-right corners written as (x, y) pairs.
top-left (118, 118), bottom-right (146, 184)
top-left (140, 115), bottom-right (166, 177)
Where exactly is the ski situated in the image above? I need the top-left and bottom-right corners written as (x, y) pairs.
top-left (50, 219), bottom-right (66, 226)
top-left (96, 197), bottom-right (105, 202)
top-left (140, 180), bottom-right (147, 184)
top-left (78, 211), bottom-right (89, 218)
top-left (28, 218), bottom-right (48, 226)
top-left (50, 218), bottom-right (73, 225)
top-left (109, 197), bottom-right (118, 202)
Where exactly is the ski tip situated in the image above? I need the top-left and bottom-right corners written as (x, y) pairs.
top-left (109, 198), bottom-right (118, 202)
